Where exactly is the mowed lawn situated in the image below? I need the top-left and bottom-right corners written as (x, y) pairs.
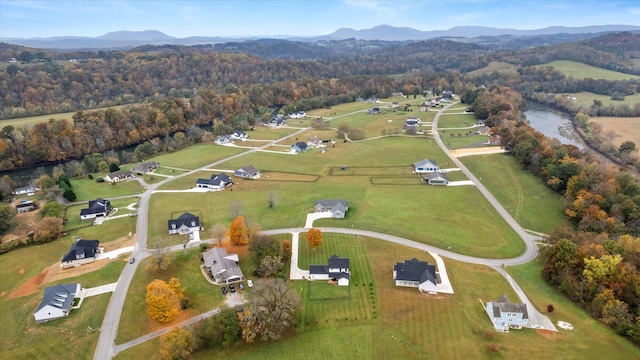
top-left (461, 154), bottom-right (571, 233)
top-left (0, 240), bottom-right (126, 360)
top-left (117, 247), bottom-right (229, 343)
top-left (588, 116), bottom-right (640, 147)
top-left (71, 176), bottom-right (144, 201)
top-left (146, 143), bottom-right (246, 169)
top-left (537, 60), bottom-right (640, 80)
top-left (438, 113), bottom-right (478, 128)
top-left (568, 91), bottom-right (640, 108)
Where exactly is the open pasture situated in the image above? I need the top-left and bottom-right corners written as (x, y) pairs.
top-left (536, 60), bottom-right (640, 80)
top-left (466, 61), bottom-right (519, 76)
top-left (567, 91), bottom-right (640, 108)
top-left (147, 144), bottom-right (245, 170)
top-left (588, 116), bottom-right (640, 147)
top-left (438, 113), bottom-right (478, 128)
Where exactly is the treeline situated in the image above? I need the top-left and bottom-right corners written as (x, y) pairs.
top-left (471, 85), bottom-right (640, 344)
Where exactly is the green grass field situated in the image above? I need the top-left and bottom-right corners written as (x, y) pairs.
top-left (0, 103), bottom-right (138, 129)
top-left (565, 91), bottom-right (640, 108)
top-left (466, 61), bottom-right (519, 76)
top-left (537, 60), bottom-right (640, 80)
top-left (460, 154), bottom-right (571, 233)
top-left (146, 144), bottom-right (246, 170)
top-left (442, 132), bottom-right (490, 149)
top-left (438, 113), bottom-right (478, 128)
top-left (71, 176), bottom-right (144, 202)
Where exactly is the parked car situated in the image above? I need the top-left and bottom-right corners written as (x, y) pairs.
top-left (229, 284), bottom-right (236, 293)
top-left (247, 279), bottom-right (254, 288)
top-left (239, 282), bottom-right (244, 290)
top-left (221, 286), bottom-right (227, 295)
top-left (129, 257), bottom-right (135, 264)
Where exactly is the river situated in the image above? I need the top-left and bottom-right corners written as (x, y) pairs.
top-left (523, 102), bottom-right (585, 150)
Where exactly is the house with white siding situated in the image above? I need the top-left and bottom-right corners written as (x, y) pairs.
top-left (485, 295), bottom-right (529, 331)
top-left (33, 283), bottom-right (81, 324)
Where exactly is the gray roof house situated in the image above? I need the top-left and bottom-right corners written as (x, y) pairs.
top-left (422, 172), bottom-right (449, 186)
top-left (132, 161), bottom-right (160, 173)
top-left (485, 295), bottom-right (529, 331)
top-left (215, 135), bottom-right (234, 145)
top-left (231, 130), bottom-right (248, 140)
top-left (314, 199), bottom-right (349, 218)
top-left (203, 247), bottom-right (244, 284)
top-left (33, 283), bottom-right (81, 324)
top-left (393, 258), bottom-right (438, 293)
top-left (196, 173), bottom-right (232, 190)
top-left (234, 165), bottom-right (261, 179)
top-left (62, 239), bottom-right (100, 268)
top-left (309, 255), bottom-right (350, 286)
top-left (168, 212), bottom-right (201, 241)
top-left (291, 142), bottom-right (308, 153)
top-left (16, 200), bottom-right (36, 214)
top-left (80, 198), bottom-right (112, 220)
top-left (307, 136), bottom-right (323, 148)
top-left (413, 159), bottom-right (440, 173)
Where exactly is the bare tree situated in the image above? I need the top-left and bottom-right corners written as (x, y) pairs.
top-left (249, 278), bottom-right (301, 341)
top-left (211, 223), bottom-right (227, 246)
top-left (258, 255), bottom-right (283, 278)
top-left (150, 243), bottom-right (171, 272)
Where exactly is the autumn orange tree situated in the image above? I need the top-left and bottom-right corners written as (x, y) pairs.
top-left (306, 228), bottom-right (323, 250)
top-left (229, 215), bottom-right (249, 245)
top-left (146, 278), bottom-right (184, 323)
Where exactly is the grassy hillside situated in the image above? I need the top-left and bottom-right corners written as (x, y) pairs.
top-left (466, 61), bottom-right (519, 76)
top-left (536, 60), bottom-right (640, 80)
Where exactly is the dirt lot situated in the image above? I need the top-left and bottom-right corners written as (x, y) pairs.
top-left (7, 235), bottom-right (135, 299)
top-left (589, 116), bottom-right (640, 147)
top-left (451, 146), bottom-right (505, 157)
top-left (1, 198), bottom-right (41, 245)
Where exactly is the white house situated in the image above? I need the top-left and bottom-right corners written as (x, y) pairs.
top-left (61, 239), bottom-right (101, 268)
top-left (13, 185), bottom-right (40, 195)
top-left (485, 295), bottom-right (529, 331)
top-left (291, 142), bottom-right (308, 153)
top-left (289, 111), bottom-right (306, 119)
top-left (309, 255), bottom-right (350, 286)
top-left (393, 258), bottom-right (438, 293)
top-left (413, 159), bottom-right (440, 173)
top-left (231, 130), bottom-right (248, 141)
top-left (315, 199), bottom-right (349, 218)
top-left (168, 212), bottom-right (201, 241)
top-left (33, 283), bottom-right (81, 324)
top-left (104, 170), bottom-right (134, 183)
top-left (215, 135), bottom-right (234, 145)
top-left (307, 136), bottom-right (324, 148)
top-left (195, 173), bottom-right (232, 190)
top-left (203, 247), bottom-right (244, 284)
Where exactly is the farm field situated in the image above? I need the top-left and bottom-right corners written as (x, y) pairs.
top-left (460, 154), bottom-right (571, 233)
top-left (438, 113), bottom-right (477, 128)
top-left (566, 91), bottom-right (640, 108)
top-left (71, 176), bottom-right (144, 201)
top-left (588, 116), bottom-right (640, 147)
top-left (466, 61), bottom-right (519, 76)
top-left (146, 143), bottom-right (246, 169)
top-left (536, 60), bottom-right (640, 80)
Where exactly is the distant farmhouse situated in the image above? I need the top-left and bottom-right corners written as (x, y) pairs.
top-left (80, 198), bottom-right (112, 220)
top-left (234, 165), bottom-right (261, 179)
top-left (168, 212), bottom-right (201, 241)
top-left (442, 90), bottom-right (453, 100)
top-left (413, 159), bottom-right (440, 173)
top-left (393, 258), bottom-right (439, 293)
top-left (13, 185), bottom-right (40, 195)
top-left (289, 111), bottom-right (306, 119)
top-left (307, 136), bottom-right (324, 148)
top-left (291, 142), bottom-right (308, 153)
top-left (367, 107), bottom-right (381, 115)
top-left (61, 239), bottom-right (101, 269)
top-left (309, 255), bottom-right (350, 286)
top-left (422, 172), bottom-right (449, 186)
top-left (391, 102), bottom-right (400, 109)
top-left (485, 295), bottom-right (529, 332)
top-left (315, 199), bottom-right (349, 218)
top-left (196, 173), bottom-right (232, 190)
top-left (391, 92), bottom-right (404, 97)
top-left (104, 170), bottom-right (134, 183)
top-left (132, 161), bottom-right (160, 174)
top-left (215, 135), bottom-right (234, 145)
top-left (33, 283), bottom-right (81, 324)
top-left (268, 115), bottom-right (287, 128)
top-left (231, 130), bottom-right (248, 141)
top-left (203, 247), bottom-right (244, 284)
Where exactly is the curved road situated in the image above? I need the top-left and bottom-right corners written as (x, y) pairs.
top-left (94, 104), bottom-right (552, 359)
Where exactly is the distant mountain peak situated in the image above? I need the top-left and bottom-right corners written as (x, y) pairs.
top-left (96, 30), bottom-right (175, 41)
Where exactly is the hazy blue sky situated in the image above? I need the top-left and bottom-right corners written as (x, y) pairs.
top-left (1, 0), bottom-right (638, 38)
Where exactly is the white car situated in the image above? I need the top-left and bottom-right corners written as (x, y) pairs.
top-left (247, 279), bottom-right (254, 288)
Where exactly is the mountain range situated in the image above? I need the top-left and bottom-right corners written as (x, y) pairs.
top-left (2, 25), bottom-right (639, 50)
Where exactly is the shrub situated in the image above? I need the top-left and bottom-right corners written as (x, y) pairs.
top-left (96, 177), bottom-right (105, 182)
top-left (486, 344), bottom-right (500, 353)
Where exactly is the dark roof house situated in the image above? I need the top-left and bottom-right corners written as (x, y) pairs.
top-left (422, 172), bottom-right (449, 186)
top-left (309, 254), bottom-right (350, 286)
top-left (195, 173), bottom-right (232, 190)
top-left (168, 212), bottom-right (201, 235)
top-left (291, 142), bottom-right (308, 153)
top-left (132, 161), bottom-right (160, 173)
top-left (62, 239), bottom-right (100, 268)
top-left (234, 165), bottom-right (261, 179)
top-left (393, 258), bottom-right (438, 293)
top-left (80, 198), bottom-right (112, 220)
